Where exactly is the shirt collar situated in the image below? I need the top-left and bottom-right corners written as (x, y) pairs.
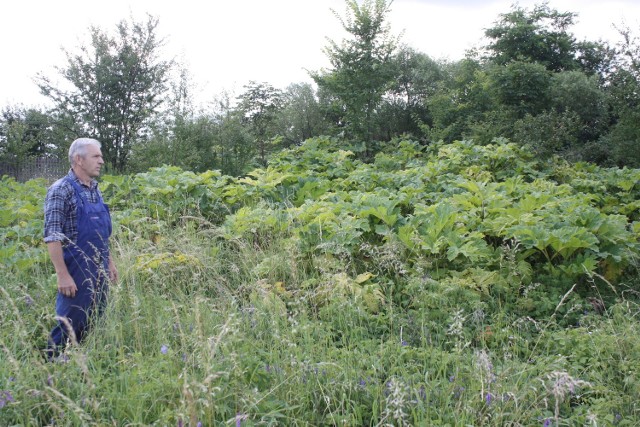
top-left (67, 169), bottom-right (98, 190)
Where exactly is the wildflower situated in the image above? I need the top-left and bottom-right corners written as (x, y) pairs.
top-left (453, 386), bottom-right (465, 399)
top-left (543, 418), bottom-right (551, 427)
top-left (545, 371), bottom-right (591, 421)
top-left (401, 340), bottom-right (408, 346)
top-left (25, 295), bottom-right (34, 307)
top-left (161, 345), bottom-right (168, 355)
top-left (418, 385), bottom-right (427, 401)
top-left (474, 349), bottom-right (493, 377)
top-left (485, 392), bottom-right (493, 405)
top-left (236, 413), bottom-right (248, 427)
top-left (382, 377), bottom-right (408, 426)
top-left (197, 423), bottom-right (202, 427)
top-left (447, 309), bottom-right (465, 337)
top-left (0, 390), bottom-right (15, 409)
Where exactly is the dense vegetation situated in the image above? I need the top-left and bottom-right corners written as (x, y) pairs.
top-left (1, 0), bottom-right (639, 425)
top-left (2, 1), bottom-right (640, 177)
top-left (1, 137), bottom-right (639, 425)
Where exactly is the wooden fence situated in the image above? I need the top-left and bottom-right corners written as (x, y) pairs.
top-left (0, 157), bottom-right (68, 184)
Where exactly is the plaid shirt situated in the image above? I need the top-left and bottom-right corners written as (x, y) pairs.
top-left (43, 170), bottom-right (102, 245)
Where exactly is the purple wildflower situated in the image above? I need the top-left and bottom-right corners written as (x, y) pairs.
top-left (401, 340), bottom-right (408, 346)
top-left (161, 345), bottom-right (168, 355)
top-left (485, 392), bottom-right (493, 405)
top-left (453, 386), bottom-right (465, 399)
top-left (0, 390), bottom-right (15, 409)
top-left (197, 423), bottom-right (202, 427)
top-left (419, 385), bottom-right (427, 401)
top-left (543, 418), bottom-right (551, 427)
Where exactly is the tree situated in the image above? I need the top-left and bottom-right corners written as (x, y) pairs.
top-left (273, 83), bottom-right (328, 146)
top-left (0, 106), bottom-right (49, 161)
top-left (311, 0), bottom-right (399, 152)
top-left (487, 60), bottom-right (552, 119)
top-left (425, 58), bottom-right (495, 143)
top-left (593, 24), bottom-right (640, 167)
top-left (548, 71), bottom-right (608, 142)
top-left (237, 81), bottom-right (284, 166)
top-left (381, 46), bottom-right (445, 138)
top-left (36, 14), bottom-right (172, 172)
top-left (484, 3), bottom-right (580, 72)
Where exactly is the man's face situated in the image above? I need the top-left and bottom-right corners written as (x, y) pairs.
top-left (77, 144), bottom-right (104, 178)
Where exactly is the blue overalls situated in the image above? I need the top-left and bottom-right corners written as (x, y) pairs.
top-left (48, 176), bottom-right (112, 355)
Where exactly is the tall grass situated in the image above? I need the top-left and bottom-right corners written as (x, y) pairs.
top-left (2, 215), bottom-right (639, 426)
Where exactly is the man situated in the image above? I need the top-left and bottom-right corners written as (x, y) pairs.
top-left (44, 138), bottom-right (118, 359)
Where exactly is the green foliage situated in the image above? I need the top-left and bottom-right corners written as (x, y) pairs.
top-left (2, 136), bottom-right (640, 425)
top-left (0, 176), bottom-right (48, 274)
top-left (488, 61), bottom-right (552, 118)
top-left (36, 15), bottom-right (172, 172)
top-left (484, 3), bottom-right (582, 72)
top-left (237, 81), bottom-right (285, 167)
top-left (312, 0), bottom-right (399, 147)
top-left (0, 106), bottom-right (56, 161)
top-left (512, 109), bottom-right (581, 158)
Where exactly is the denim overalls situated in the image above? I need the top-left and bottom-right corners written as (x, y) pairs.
top-left (48, 176), bottom-right (112, 354)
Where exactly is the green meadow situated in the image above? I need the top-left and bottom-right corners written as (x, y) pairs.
top-left (2, 138), bottom-right (639, 426)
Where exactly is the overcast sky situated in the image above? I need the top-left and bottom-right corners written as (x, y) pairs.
top-left (1, 0), bottom-right (638, 108)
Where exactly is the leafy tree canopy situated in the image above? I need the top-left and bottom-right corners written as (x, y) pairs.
top-left (311, 0), bottom-right (399, 148)
top-left (485, 2), bottom-right (583, 72)
top-left (36, 14), bottom-right (173, 172)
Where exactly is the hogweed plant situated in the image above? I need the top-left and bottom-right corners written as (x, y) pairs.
top-left (2, 138), bottom-right (640, 425)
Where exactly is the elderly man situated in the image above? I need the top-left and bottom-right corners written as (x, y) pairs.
top-left (44, 138), bottom-right (118, 359)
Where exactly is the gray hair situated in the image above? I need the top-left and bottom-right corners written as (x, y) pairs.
top-left (69, 138), bottom-right (101, 166)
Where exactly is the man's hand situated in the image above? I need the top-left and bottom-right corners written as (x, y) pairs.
top-left (58, 274), bottom-right (78, 298)
top-left (47, 241), bottom-right (77, 297)
top-left (109, 257), bottom-right (119, 283)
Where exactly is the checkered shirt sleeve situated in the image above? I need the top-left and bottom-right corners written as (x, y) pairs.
top-left (43, 171), bottom-right (100, 244)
